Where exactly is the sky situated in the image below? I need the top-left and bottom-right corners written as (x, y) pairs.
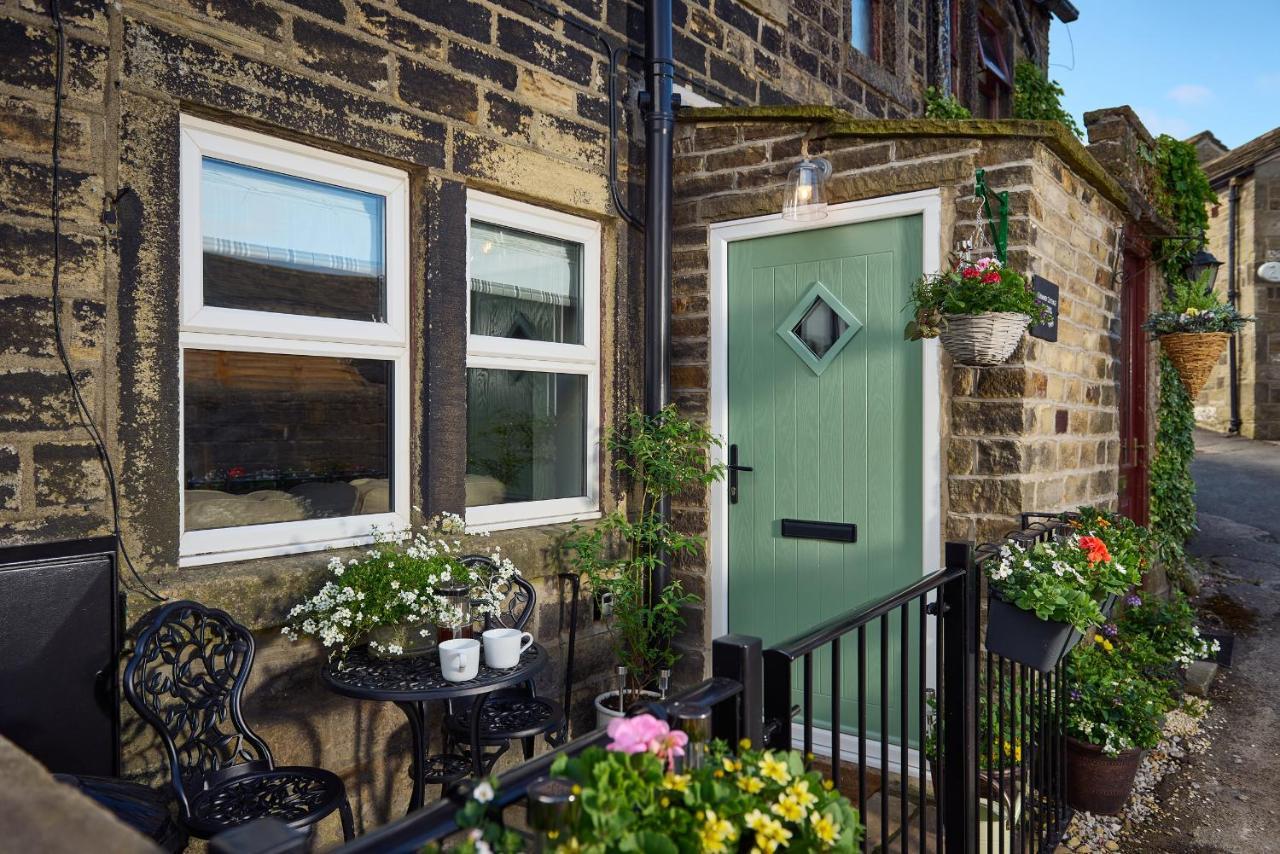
top-left (1048, 1), bottom-right (1280, 150)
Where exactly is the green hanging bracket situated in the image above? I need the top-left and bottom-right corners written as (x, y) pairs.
top-left (974, 168), bottom-right (1009, 264)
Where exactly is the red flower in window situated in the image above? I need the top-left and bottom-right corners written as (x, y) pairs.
top-left (227, 466), bottom-right (247, 479)
top-left (1078, 535), bottom-right (1111, 565)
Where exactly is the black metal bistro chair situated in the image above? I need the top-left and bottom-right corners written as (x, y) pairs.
top-left (441, 560), bottom-right (580, 774)
top-left (124, 600), bottom-right (354, 842)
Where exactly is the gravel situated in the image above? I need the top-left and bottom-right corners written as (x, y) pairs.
top-left (1056, 699), bottom-right (1213, 853)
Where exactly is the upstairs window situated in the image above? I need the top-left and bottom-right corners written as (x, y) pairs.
top-left (850, 0), bottom-right (874, 56)
top-left (178, 115), bottom-right (409, 566)
top-left (977, 11), bottom-right (1012, 118)
top-left (465, 192), bottom-right (601, 531)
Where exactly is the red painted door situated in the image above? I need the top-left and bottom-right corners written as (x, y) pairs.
top-left (1118, 246), bottom-right (1150, 524)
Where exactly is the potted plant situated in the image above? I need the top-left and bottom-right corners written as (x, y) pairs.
top-left (1064, 635), bottom-right (1176, 815)
top-left (1116, 590), bottom-right (1220, 687)
top-left (1070, 506), bottom-right (1148, 616)
top-left (904, 256), bottom-right (1049, 366)
top-left (984, 531), bottom-right (1132, 672)
top-left (283, 512), bottom-right (521, 660)
top-left (1143, 273), bottom-right (1251, 398)
top-left (561, 406), bottom-right (725, 726)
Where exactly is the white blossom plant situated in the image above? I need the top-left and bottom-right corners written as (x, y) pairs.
top-left (282, 512), bottom-right (522, 660)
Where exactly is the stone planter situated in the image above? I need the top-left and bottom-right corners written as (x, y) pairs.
top-left (1064, 735), bottom-right (1143, 815)
top-left (594, 690), bottom-right (661, 730)
top-left (365, 621), bottom-right (437, 659)
top-left (985, 595), bottom-right (1080, 673)
top-left (938, 312), bottom-right (1030, 366)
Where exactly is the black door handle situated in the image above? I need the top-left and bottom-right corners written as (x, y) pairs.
top-left (728, 444), bottom-right (753, 504)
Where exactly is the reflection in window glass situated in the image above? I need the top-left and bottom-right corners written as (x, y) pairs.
top-left (183, 349), bottom-right (392, 530)
top-left (793, 297), bottom-right (850, 360)
top-left (469, 221), bottom-right (583, 345)
top-left (850, 0), bottom-right (873, 55)
top-left (465, 369), bottom-right (586, 506)
top-left (201, 158), bottom-right (386, 322)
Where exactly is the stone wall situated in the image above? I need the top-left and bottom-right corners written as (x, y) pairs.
top-left (669, 109), bottom-right (1129, 662)
top-left (1199, 156), bottom-right (1280, 438)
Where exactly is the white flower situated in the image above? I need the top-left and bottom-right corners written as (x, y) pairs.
top-left (391, 580), bottom-right (400, 590)
top-left (473, 781), bottom-right (495, 803)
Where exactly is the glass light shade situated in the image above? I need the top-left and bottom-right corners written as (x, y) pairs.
top-left (782, 157), bottom-right (832, 221)
top-left (1184, 247), bottom-right (1223, 293)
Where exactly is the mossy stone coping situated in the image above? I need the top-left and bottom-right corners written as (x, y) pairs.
top-left (679, 106), bottom-right (1128, 211)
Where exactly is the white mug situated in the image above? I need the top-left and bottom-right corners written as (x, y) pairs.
top-left (438, 638), bottom-right (481, 682)
top-left (482, 628), bottom-right (534, 669)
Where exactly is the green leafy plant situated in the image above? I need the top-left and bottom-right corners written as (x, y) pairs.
top-left (1116, 591), bottom-right (1219, 675)
top-left (923, 85), bottom-right (971, 119)
top-left (562, 406), bottom-right (725, 697)
top-left (548, 718), bottom-right (863, 852)
top-left (1143, 272), bottom-right (1251, 336)
top-left (904, 256), bottom-right (1048, 340)
top-left (1071, 506), bottom-right (1149, 587)
top-left (1147, 135), bottom-right (1220, 581)
top-left (1012, 60), bottom-right (1081, 136)
top-left (986, 533), bottom-right (1132, 632)
top-left (1066, 637), bottom-right (1177, 756)
top-left (283, 513), bottom-right (520, 658)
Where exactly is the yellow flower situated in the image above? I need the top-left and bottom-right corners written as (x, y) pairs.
top-left (663, 773), bottom-right (690, 792)
top-left (660, 796), bottom-right (670, 808)
top-left (699, 809), bottom-right (736, 853)
top-left (758, 752), bottom-right (791, 785)
top-left (745, 809), bottom-right (769, 832)
top-left (723, 757), bottom-right (742, 773)
top-left (771, 794), bottom-right (806, 822)
top-left (737, 775), bottom-right (765, 794)
top-left (1101, 639), bottom-right (1114, 652)
top-left (786, 779), bottom-right (819, 809)
top-left (1093, 634), bottom-right (1105, 644)
top-left (811, 812), bottom-right (841, 845)
top-left (739, 738), bottom-right (753, 750)
top-left (714, 769), bottom-right (725, 779)
top-left (1014, 743), bottom-right (1023, 762)
top-left (822, 779), bottom-right (835, 791)
top-left (1185, 307), bottom-right (1202, 317)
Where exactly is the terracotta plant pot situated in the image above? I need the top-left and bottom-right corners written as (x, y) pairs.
top-left (984, 595), bottom-right (1080, 673)
top-left (1159, 331), bottom-right (1229, 399)
top-left (939, 312), bottom-right (1030, 366)
top-left (1064, 735), bottom-right (1142, 815)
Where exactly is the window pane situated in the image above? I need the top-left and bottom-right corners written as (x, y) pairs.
top-left (466, 368), bottom-right (586, 506)
top-left (183, 349), bottom-right (392, 530)
top-left (850, 0), bottom-right (873, 54)
top-left (469, 221), bottom-right (583, 344)
top-left (201, 158), bottom-right (386, 322)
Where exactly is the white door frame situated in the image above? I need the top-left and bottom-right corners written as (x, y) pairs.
top-left (707, 189), bottom-right (944, 772)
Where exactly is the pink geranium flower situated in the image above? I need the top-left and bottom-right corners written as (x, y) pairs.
top-left (606, 713), bottom-right (689, 770)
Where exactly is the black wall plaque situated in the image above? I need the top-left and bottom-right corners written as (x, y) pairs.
top-left (1030, 275), bottom-right (1059, 342)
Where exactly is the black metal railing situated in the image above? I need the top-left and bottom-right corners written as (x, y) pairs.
top-left (215, 520), bottom-right (1081, 854)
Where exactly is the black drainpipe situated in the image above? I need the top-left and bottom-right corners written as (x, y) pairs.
top-left (643, 0), bottom-right (675, 592)
top-left (1227, 179), bottom-right (1242, 434)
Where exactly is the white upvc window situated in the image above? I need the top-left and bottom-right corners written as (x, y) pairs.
top-left (177, 115), bottom-right (410, 566)
top-left (464, 191), bottom-right (601, 530)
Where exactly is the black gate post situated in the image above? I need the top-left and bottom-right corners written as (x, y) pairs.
top-left (941, 541), bottom-right (977, 853)
top-left (711, 634), bottom-right (763, 747)
top-left (761, 647), bottom-right (792, 751)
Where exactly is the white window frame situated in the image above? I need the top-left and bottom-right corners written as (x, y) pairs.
top-left (465, 190), bottom-right (601, 531)
top-left (177, 114), bottom-right (411, 566)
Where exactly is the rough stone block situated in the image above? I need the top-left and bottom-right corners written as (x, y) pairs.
top-left (398, 59), bottom-right (478, 122)
top-left (0, 368), bottom-right (94, 431)
top-left (34, 442), bottom-right (105, 508)
top-left (449, 42), bottom-right (519, 91)
top-left (292, 18), bottom-right (389, 91)
top-left (355, 2), bottom-right (444, 57)
top-left (1183, 660), bottom-right (1217, 697)
top-left (0, 445), bottom-right (18, 511)
top-left (183, 0), bottom-right (285, 40)
top-left (0, 157), bottom-right (101, 225)
top-left (0, 294), bottom-right (54, 358)
top-left (497, 17), bottom-right (593, 86)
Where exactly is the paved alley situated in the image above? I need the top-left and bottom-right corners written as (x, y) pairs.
top-left (1124, 430), bottom-right (1280, 852)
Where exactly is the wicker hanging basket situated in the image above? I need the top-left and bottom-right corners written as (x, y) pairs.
top-left (938, 312), bottom-right (1030, 366)
top-left (1160, 331), bottom-right (1229, 399)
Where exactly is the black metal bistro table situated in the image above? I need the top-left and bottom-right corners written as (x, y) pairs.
top-left (322, 643), bottom-right (548, 813)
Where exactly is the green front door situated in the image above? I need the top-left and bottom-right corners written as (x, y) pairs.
top-left (727, 215), bottom-right (924, 742)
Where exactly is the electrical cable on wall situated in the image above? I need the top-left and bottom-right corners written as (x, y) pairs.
top-left (48, 0), bottom-right (164, 602)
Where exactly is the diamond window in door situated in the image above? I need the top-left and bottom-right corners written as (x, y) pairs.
top-left (776, 280), bottom-right (862, 375)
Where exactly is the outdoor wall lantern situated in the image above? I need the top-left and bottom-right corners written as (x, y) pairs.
top-left (1184, 245), bottom-right (1223, 293)
top-left (782, 156), bottom-right (832, 221)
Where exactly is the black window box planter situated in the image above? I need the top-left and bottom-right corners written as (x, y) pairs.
top-left (985, 595), bottom-right (1081, 673)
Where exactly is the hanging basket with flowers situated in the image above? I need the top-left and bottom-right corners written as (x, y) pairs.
top-left (904, 257), bottom-right (1050, 366)
top-left (1143, 274), bottom-right (1251, 399)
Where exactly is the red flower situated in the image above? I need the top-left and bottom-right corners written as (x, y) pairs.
top-left (961, 266), bottom-right (981, 279)
top-left (981, 271), bottom-right (1001, 284)
top-left (1078, 535), bottom-right (1111, 565)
